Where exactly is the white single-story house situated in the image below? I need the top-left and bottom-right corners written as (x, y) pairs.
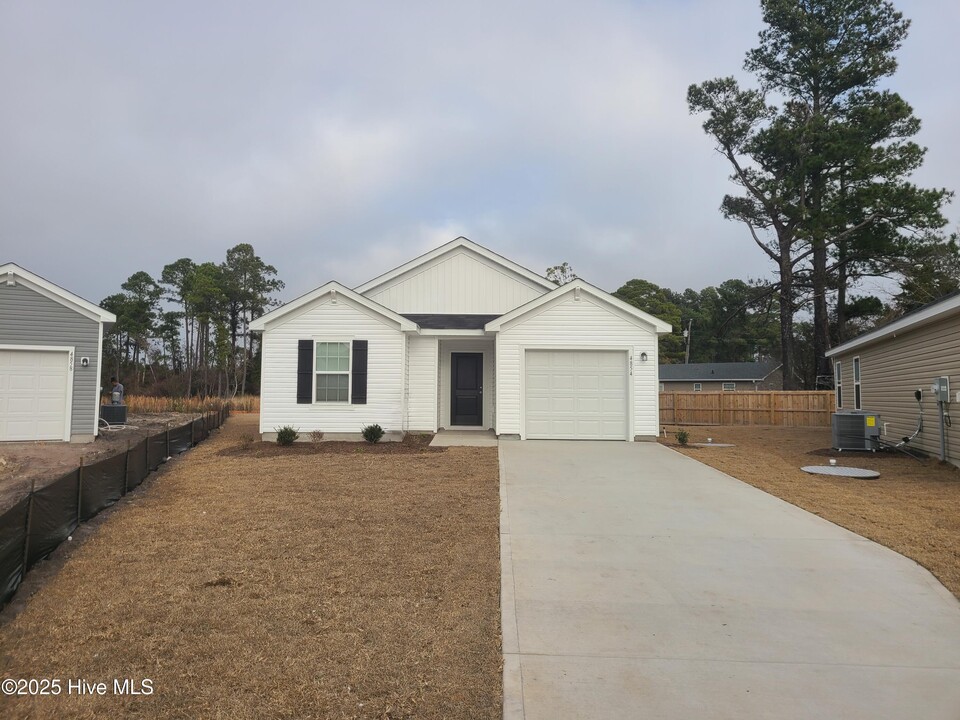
top-left (250, 237), bottom-right (672, 441)
top-left (0, 263), bottom-right (116, 443)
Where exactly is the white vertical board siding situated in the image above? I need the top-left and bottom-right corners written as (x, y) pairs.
top-left (260, 297), bottom-right (405, 434)
top-left (364, 248), bottom-right (546, 314)
top-left (406, 335), bottom-right (438, 431)
top-left (438, 338), bottom-right (496, 429)
top-left (496, 295), bottom-right (660, 439)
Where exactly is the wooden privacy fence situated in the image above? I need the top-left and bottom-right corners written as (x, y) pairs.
top-left (659, 391), bottom-right (835, 427)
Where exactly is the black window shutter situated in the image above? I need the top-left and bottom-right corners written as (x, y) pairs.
top-left (297, 340), bottom-right (313, 404)
top-left (351, 340), bottom-right (368, 404)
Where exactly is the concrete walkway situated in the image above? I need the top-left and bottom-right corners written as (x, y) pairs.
top-left (499, 441), bottom-right (960, 720)
top-left (429, 430), bottom-right (498, 447)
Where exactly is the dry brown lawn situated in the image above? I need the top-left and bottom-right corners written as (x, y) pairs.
top-left (662, 424), bottom-right (960, 599)
top-left (0, 415), bottom-right (501, 719)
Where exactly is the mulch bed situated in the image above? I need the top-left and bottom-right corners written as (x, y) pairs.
top-left (218, 432), bottom-right (445, 458)
top-left (0, 415), bottom-right (502, 719)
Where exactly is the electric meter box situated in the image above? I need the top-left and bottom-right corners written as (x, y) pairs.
top-left (932, 376), bottom-right (951, 402)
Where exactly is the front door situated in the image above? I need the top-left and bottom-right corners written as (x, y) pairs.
top-left (451, 352), bottom-right (483, 426)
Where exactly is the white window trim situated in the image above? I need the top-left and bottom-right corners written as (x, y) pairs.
top-left (853, 356), bottom-right (862, 410)
top-left (835, 360), bottom-right (843, 409)
top-left (313, 338), bottom-right (352, 404)
top-left (693, 382), bottom-right (702, 392)
top-left (722, 382), bottom-right (736, 392)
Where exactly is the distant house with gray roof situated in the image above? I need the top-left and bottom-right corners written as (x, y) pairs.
top-left (659, 361), bottom-right (782, 392)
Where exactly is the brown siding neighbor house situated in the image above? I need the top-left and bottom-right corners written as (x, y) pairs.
top-left (826, 292), bottom-right (960, 466)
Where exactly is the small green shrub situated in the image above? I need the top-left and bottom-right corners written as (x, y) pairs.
top-left (675, 429), bottom-right (689, 446)
top-left (361, 424), bottom-right (385, 443)
top-left (275, 426), bottom-right (299, 446)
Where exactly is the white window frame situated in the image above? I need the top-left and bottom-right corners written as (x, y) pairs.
top-left (722, 382), bottom-right (736, 392)
top-left (835, 360), bottom-right (843, 409)
top-left (693, 382), bottom-right (702, 392)
top-left (853, 356), bottom-right (861, 410)
top-left (313, 339), bottom-right (352, 404)
top-left (659, 382), bottom-right (664, 392)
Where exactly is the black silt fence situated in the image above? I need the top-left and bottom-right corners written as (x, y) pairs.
top-left (0, 497), bottom-right (29, 605)
top-left (27, 470), bottom-right (80, 569)
top-left (0, 406), bottom-right (230, 606)
top-left (126, 438), bottom-right (148, 490)
top-left (80, 452), bottom-right (127, 522)
top-left (168, 424), bottom-right (193, 455)
top-left (147, 431), bottom-right (167, 470)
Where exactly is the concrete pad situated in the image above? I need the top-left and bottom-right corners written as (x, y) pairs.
top-left (499, 440), bottom-right (960, 719)
top-left (428, 430), bottom-right (498, 447)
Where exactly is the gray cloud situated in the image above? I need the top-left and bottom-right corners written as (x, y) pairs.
top-left (0, 0), bottom-right (955, 306)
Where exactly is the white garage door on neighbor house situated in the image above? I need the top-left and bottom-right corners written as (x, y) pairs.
top-left (0, 348), bottom-right (71, 441)
top-left (524, 350), bottom-right (629, 440)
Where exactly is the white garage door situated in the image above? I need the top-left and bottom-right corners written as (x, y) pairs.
top-left (0, 349), bottom-right (70, 441)
top-left (525, 350), bottom-right (628, 440)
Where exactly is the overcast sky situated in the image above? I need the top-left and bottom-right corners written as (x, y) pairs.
top-left (1, 0), bottom-right (956, 306)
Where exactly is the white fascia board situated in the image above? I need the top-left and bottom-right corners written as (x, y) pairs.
top-left (249, 281), bottom-right (417, 332)
top-left (485, 279), bottom-right (673, 334)
top-left (353, 236), bottom-right (556, 294)
top-left (0, 263), bottom-right (116, 324)
top-left (825, 294), bottom-right (960, 357)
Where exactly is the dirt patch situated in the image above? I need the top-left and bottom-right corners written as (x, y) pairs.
top-left (218, 431), bottom-right (445, 458)
top-left (661, 424), bottom-right (960, 599)
top-left (0, 413), bottom-right (202, 512)
top-left (0, 415), bottom-right (501, 719)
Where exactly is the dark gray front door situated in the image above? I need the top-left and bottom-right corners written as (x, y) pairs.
top-left (451, 352), bottom-right (483, 426)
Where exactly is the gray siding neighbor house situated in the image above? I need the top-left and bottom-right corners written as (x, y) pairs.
top-left (659, 361), bottom-right (783, 392)
top-left (0, 263), bottom-right (116, 443)
top-left (826, 292), bottom-right (960, 467)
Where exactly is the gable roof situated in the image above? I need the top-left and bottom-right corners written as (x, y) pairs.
top-left (825, 291), bottom-right (960, 358)
top-left (353, 236), bottom-right (556, 295)
top-left (249, 281), bottom-right (417, 332)
top-left (659, 361), bottom-right (781, 382)
top-left (484, 278), bottom-right (673, 333)
top-left (0, 262), bottom-right (116, 324)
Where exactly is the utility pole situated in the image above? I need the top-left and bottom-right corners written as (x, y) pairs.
top-left (683, 320), bottom-right (692, 364)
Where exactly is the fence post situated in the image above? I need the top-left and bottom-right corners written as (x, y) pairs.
top-left (123, 439), bottom-right (131, 494)
top-left (77, 456), bottom-right (84, 525)
top-left (191, 416), bottom-right (196, 447)
top-left (22, 477), bottom-right (37, 572)
top-left (165, 424), bottom-right (170, 458)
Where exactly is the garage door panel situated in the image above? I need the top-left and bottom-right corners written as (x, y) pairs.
top-left (525, 350), bottom-right (628, 440)
top-left (9, 374), bottom-right (37, 391)
top-left (0, 349), bottom-right (70, 441)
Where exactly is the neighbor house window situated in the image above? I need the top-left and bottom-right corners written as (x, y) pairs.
top-left (722, 382), bottom-right (736, 392)
top-left (853, 356), bottom-right (861, 410)
top-left (835, 360), bottom-right (842, 408)
top-left (315, 341), bottom-right (350, 402)
top-left (693, 382), bottom-right (702, 392)
top-left (659, 383), bottom-right (665, 392)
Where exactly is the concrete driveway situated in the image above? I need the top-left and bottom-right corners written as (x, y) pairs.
top-left (499, 441), bottom-right (960, 720)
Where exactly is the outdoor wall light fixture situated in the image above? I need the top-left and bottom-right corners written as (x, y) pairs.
top-left (640, 352), bottom-right (648, 362)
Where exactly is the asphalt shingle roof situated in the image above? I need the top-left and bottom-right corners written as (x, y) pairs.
top-left (658, 361), bottom-right (780, 382)
top-left (401, 313), bottom-right (500, 330)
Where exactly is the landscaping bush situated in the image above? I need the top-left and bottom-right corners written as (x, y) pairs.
top-left (310, 430), bottom-right (325, 443)
top-left (676, 429), bottom-right (689, 446)
top-left (361, 424), bottom-right (385, 443)
top-left (275, 426), bottom-right (299, 446)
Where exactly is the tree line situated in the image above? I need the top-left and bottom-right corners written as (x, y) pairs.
top-left (100, 244), bottom-right (283, 397)
top-left (686, 0), bottom-right (957, 389)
